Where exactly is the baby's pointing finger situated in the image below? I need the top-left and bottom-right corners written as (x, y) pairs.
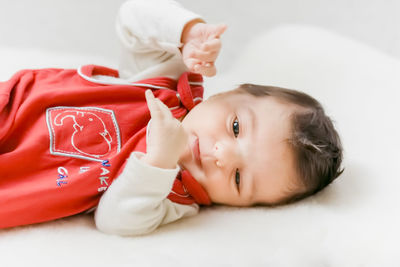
top-left (145, 90), bottom-right (163, 119)
top-left (154, 97), bottom-right (174, 119)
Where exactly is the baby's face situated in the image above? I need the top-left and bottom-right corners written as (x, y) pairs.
top-left (179, 91), bottom-right (301, 206)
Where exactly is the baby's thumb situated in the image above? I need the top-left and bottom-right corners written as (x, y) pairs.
top-left (213, 23), bottom-right (227, 38)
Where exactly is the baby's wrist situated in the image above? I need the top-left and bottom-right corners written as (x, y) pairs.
top-left (181, 18), bottom-right (205, 45)
top-left (141, 154), bottom-right (177, 170)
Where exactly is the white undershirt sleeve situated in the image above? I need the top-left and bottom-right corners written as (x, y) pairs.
top-left (115, 0), bottom-right (203, 80)
top-left (95, 152), bottom-right (199, 236)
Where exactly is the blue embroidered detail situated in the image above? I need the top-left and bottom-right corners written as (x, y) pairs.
top-left (56, 167), bottom-right (69, 187)
top-left (56, 180), bottom-right (68, 187)
top-left (102, 160), bottom-right (111, 167)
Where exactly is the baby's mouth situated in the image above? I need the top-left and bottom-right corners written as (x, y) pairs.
top-left (178, 134), bottom-right (201, 173)
top-left (191, 135), bottom-right (202, 167)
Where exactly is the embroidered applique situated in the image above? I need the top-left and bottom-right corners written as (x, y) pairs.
top-left (46, 107), bottom-right (121, 162)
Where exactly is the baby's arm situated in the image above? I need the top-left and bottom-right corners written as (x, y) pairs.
top-left (116, 0), bottom-right (225, 79)
top-left (116, 0), bottom-right (202, 79)
top-left (95, 90), bottom-right (197, 236)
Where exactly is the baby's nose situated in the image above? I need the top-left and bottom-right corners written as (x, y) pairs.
top-left (213, 141), bottom-right (239, 168)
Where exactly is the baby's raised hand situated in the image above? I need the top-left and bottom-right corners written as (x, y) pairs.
top-left (181, 20), bottom-right (227, 77)
top-left (142, 90), bottom-right (188, 169)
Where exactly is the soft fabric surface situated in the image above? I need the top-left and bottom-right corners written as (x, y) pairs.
top-left (1, 25), bottom-right (399, 266)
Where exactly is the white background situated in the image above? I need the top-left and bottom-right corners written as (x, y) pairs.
top-left (1, 1), bottom-right (399, 266)
top-left (0, 0), bottom-right (399, 72)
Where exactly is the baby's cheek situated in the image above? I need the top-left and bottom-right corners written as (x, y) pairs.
top-left (203, 179), bottom-right (229, 203)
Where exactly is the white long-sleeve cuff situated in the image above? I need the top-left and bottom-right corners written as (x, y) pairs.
top-left (119, 151), bottom-right (180, 198)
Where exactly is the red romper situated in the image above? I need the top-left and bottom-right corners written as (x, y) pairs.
top-left (0, 64), bottom-right (211, 229)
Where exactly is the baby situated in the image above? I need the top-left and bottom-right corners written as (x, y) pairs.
top-left (0, 0), bottom-right (343, 235)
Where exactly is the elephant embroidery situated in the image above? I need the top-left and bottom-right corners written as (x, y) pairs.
top-left (46, 107), bottom-right (121, 162)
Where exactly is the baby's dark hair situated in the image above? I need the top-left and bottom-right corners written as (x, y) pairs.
top-left (234, 84), bottom-right (344, 205)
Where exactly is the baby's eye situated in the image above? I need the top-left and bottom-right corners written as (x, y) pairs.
top-left (235, 168), bottom-right (241, 191)
top-left (232, 117), bottom-right (239, 137)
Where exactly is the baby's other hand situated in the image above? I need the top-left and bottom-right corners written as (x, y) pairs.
top-left (181, 20), bottom-right (227, 77)
top-left (142, 90), bottom-right (188, 169)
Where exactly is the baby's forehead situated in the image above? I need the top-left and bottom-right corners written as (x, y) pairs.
top-left (206, 91), bottom-right (297, 129)
top-left (221, 90), bottom-right (295, 106)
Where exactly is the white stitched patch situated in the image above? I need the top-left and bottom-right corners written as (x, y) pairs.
top-left (46, 106), bottom-right (121, 162)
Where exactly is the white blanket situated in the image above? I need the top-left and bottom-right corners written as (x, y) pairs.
top-left (1, 25), bottom-right (399, 266)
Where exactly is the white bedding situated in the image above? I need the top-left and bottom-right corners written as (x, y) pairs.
top-left (1, 25), bottom-right (399, 266)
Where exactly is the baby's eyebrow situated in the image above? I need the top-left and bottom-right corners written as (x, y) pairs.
top-left (245, 106), bottom-right (256, 136)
